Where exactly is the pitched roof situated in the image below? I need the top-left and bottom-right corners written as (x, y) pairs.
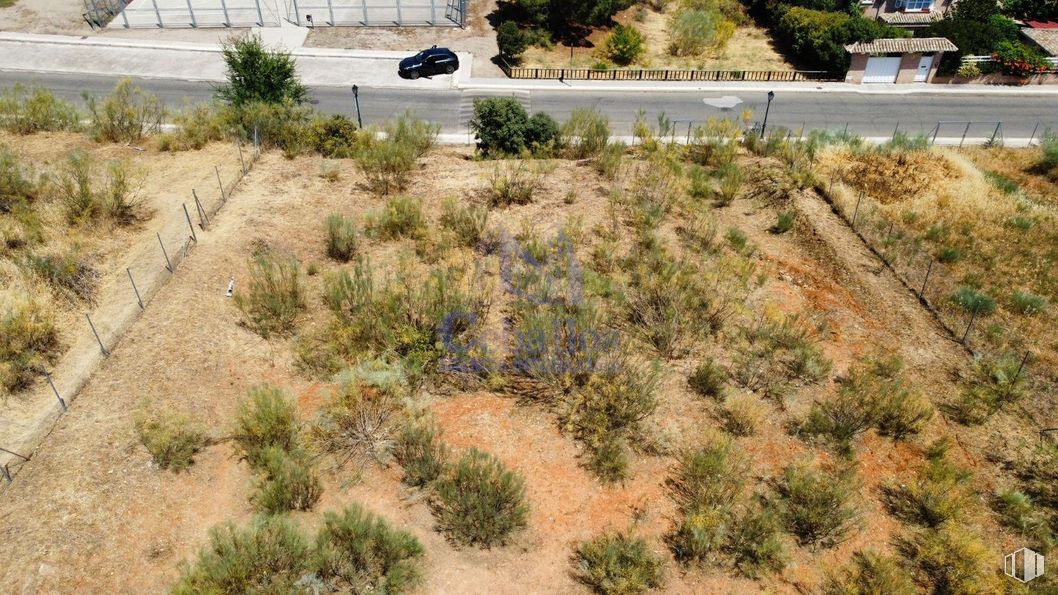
top-left (1022, 28), bottom-right (1058, 56)
top-left (878, 11), bottom-right (943, 25)
top-left (844, 37), bottom-right (959, 54)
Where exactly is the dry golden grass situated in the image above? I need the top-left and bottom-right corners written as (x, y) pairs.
top-left (816, 146), bottom-right (1058, 371)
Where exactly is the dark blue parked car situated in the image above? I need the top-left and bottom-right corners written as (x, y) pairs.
top-left (398, 46), bottom-right (459, 79)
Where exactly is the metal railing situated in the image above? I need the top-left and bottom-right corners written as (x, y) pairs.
top-left (961, 54), bottom-right (1058, 68)
top-left (499, 59), bottom-right (843, 82)
top-left (116, 0), bottom-right (465, 28)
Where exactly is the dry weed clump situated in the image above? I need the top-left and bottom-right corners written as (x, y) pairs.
top-left (311, 377), bottom-right (402, 470)
top-left (235, 250), bottom-right (305, 339)
top-left (0, 85), bottom-right (81, 135)
top-left (731, 310), bottom-right (831, 406)
top-left (573, 531), bottom-right (665, 595)
top-left (394, 416), bottom-right (449, 487)
top-left (324, 213), bottom-right (358, 261)
top-left (487, 160), bottom-right (542, 207)
top-left (882, 438), bottom-right (974, 528)
top-left (774, 461), bottom-right (859, 548)
top-left (85, 79), bottom-right (164, 144)
top-left (54, 152), bottom-right (145, 227)
top-left (0, 298), bottom-right (61, 394)
top-left (819, 550), bottom-right (917, 595)
top-left (365, 196), bottom-right (426, 241)
top-left (133, 401), bottom-right (210, 471)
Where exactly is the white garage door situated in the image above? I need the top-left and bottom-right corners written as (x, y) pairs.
top-left (863, 56), bottom-right (901, 83)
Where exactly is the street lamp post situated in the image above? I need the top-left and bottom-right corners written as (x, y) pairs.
top-left (760, 90), bottom-right (775, 137)
top-left (351, 85), bottom-right (363, 128)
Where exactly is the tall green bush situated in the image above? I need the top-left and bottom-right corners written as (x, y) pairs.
top-left (573, 532), bottom-right (665, 594)
top-left (85, 79), bottom-right (164, 144)
top-left (605, 24), bottom-right (645, 65)
top-left (431, 448), bottom-right (529, 547)
top-left (218, 34), bottom-right (307, 106)
top-left (314, 504), bottom-right (425, 593)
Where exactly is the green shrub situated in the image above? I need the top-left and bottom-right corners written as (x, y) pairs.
top-left (773, 8), bottom-right (906, 70)
top-left (994, 489), bottom-right (1054, 549)
top-left (497, 21), bottom-right (531, 59)
top-left (526, 112), bottom-right (561, 155)
top-left (882, 439), bottom-right (973, 527)
top-left (669, 8), bottom-right (736, 57)
top-left (564, 361), bottom-right (659, 483)
top-left (819, 550), bottom-right (917, 595)
top-left (776, 463), bottom-right (859, 548)
top-left (470, 97), bottom-right (530, 157)
top-left (573, 532), bottom-right (665, 595)
top-left (1015, 441), bottom-right (1058, 510)
top-left (252, 446), bottom-right (322, 513)
top-left (306, 114), bottom-right (360, 158)
top-left (314, 504), bottom-right (425, 593)
top-left (952, 353), bottom-right (1029, 424)
top-left (0, 299), bottom-right (61, 394)
top-left (771, 212), bottom-right (795, 234)
top-left (716, 164), bottom-right (743, 206)
top-left (440, 198), bottom-right (488, 248)
top-left (726, 505), bottom-right (785, 578)
top-left (731, 313), bottom-right (831, 404)
top-left (24, 250), bottom-right (98, 303)
top-left (156, 103), bottom-right (229, 152)
top-left (311, 379), bottom-right (401, 469)
top-left (623, 256), bottom-right (715, 358)
top-left (936, 245), bottom-right (961, 263)
top-left (134, 403), bottom-right (210, 471)
top-left (487, 161), bottom-right (540, 207)
top-left (431, 448), bottom-right (529, 547)
top-left (604, 24), bottom-right (645, 65)
top-left (595, 141), bottom-right (626, 180)
top-left (687, 165), bottom-right (712, 201)
top-left (725, 227), bottom-right (747, 252)
top-left (1011, 290), bottom-right (1046, 315)
top-left (232, 385), bottom-right (301, 470)
top-left (667, 439), bottom-right (748, 563)
top-left (218, 34), bottom-right (307, 106)
top-left (85, 79), bottom-right (164, 143)
top-left (394, 417), bottom-right (449, 487)
top-left (172, 516), bottom-right (310, 594)
top-left (356, 134), bottom-right (416, 195)
top-left (0, 85), bottom-right (81, 134)
top-left (325, 213), bottom-right (358, 261)
top-left (898, 522), bottom-right (1002, 594)
top-left (54, 152), bottom-right (143, 227)
top-left (950, 286), bottom-right (995, 315)
top-left (720, 393), bottom-right (764, 436)
top-left (235, 251), bottom-right (304, 338)
top-left (0, 146), bottom-right (36, 213)
top-left (688, 358), bottom-right (726, 399)
top-left (365, 196), bottom-right (426, 241)
top-left (562, 108), bottom-right (610, 159)
top-left (798, 354), bottom-right (932, 449)
top-left (1038, 134), bottom-right (1058, 178)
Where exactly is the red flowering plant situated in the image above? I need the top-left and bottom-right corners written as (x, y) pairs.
top-left (992, 40), bottom-right (1052, 78)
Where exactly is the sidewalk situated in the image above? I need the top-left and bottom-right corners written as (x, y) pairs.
top-left (0, 32), bottom-right (468, 89)
top-left (2, 32), bottom-right (1058, 95)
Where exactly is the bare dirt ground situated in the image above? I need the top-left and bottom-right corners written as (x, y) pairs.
top-left (519, 6), bottom-right (792, 72)
top-left (0, 143), bottom-right (1039, 593)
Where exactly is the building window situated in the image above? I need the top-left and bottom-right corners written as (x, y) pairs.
top-left (896, 0), bottom-right (933, 10)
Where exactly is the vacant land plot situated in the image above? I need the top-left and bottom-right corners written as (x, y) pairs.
top-left (1, 112), bottom-right (1056, 595)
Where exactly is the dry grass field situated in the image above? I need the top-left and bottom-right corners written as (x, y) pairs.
top-left (1, 103), bottom-right (1057, 594)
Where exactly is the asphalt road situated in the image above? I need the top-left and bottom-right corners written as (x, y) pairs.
top-left (3, 71), bottom-right (1056, 139)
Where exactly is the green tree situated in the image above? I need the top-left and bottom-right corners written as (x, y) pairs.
top-left (497, 21), bottom-right (531, 59)
top-left (218, 35), bottom-right (307, 107)
top-left (469, 97), bottom-right (529, 156)
top-left (605, 24), bottom-right (645, 65)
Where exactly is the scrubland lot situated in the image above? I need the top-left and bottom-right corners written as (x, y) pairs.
top-left (2, 87), bottom-right (1058, 594)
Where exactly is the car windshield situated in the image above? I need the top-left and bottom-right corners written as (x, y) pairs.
top-left (414, 51), bottom-right (428, 60)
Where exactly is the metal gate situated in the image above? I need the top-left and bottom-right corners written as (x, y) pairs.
top-left (114, 0), bottom-right (465, 28)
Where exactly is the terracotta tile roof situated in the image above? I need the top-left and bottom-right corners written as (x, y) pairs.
top-left (1022, 28), bottom-right (1058, 56)
top-left (878, 11), bottom-right (943, 24)
top-left (844, 37), bottom-right (959, 54)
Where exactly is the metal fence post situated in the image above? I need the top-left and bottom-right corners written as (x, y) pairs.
top-left (291, 0), bottom-right (300, 24)
top-left (42, 366), bottom-right (67, 411)
top-left (1029, 122), bottom-right (1040, 146)
top-left (183, 203), bottom-right (197, 242)
top-left (931, 123), bottom-right (940, 145)
top-left (158, 232), bottom-right (173, 272)
top-left (185, 0), bottom-right (196, 27)
top-left (86, 313), bottom-right (109, 357)
top-left (220, 0), bottom-right (230, 26)
top-left (394, 0), bottom-right (402, 24)
top-left (121, 2), bottom-right (129, 27)
top-left (216, 166), bottom-right (227, 202)
top-left (852, 192), bottom-right (863, 229)
top-left (127, 268), bottom-right (144, 309)
top-left (327, 0), bottom-right (334, 25)
top-left (254, 0), bottom-right (263, 26)
top-left (960, 122), bottom-right (971, 148)
top-left (151, 0), bottom-right (162, 27)
top-left (961, 304), bottom-right (979, 343)
top-left (193, 190), bottom-right (210, 229)
top-left (361, 0), bottom-right (368, 25)
top-left (429, 0), bottom-right (435, 24)
top-left (238, 143), bottom-right (247, 174)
